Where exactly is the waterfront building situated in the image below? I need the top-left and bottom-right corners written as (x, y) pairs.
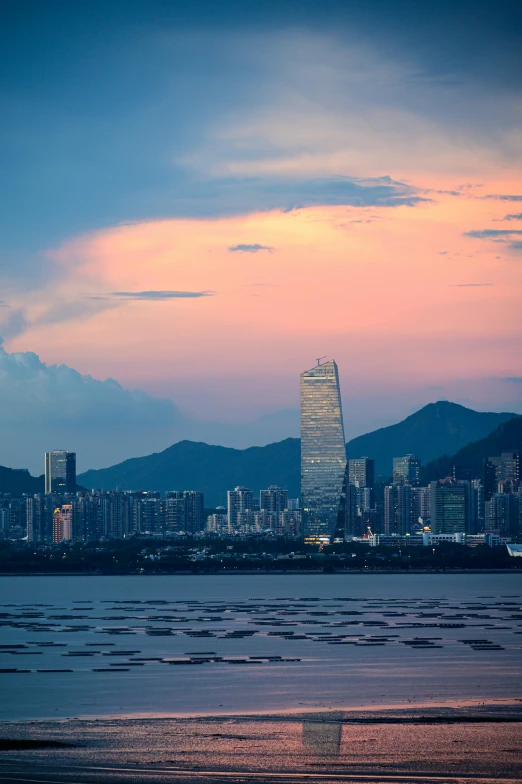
top-left (430, 479), bottom-right (470, 534)
top-left (300, 359), bottom-right (347, 540)
top-left (485, 491), bottom-right (520, 536)
top-left (44, 451), bottom-right (76, 494)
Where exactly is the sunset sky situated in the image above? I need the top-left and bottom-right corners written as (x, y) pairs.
top-left (1, 0), bottom-right (521, 471)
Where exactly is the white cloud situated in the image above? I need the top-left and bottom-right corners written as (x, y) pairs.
top-left (0, 343), bottom-right (181, 473)
top-left (0, 343), bottom-right (301, 474)
top-left (179, 30), bottom-right (522, 180)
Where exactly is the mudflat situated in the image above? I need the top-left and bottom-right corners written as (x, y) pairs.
top-left (0, 705), bottom-right (521, 783)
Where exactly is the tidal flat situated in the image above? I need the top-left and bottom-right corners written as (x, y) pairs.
top-left (0, 706), bottom-right (521, 783)
top-left (0, 574), bottom-right (521, 781)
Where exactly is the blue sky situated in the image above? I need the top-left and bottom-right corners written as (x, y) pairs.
top-left (1, 0), bottom-right (521, 471)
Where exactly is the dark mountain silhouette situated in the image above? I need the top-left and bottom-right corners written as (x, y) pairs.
top-left (421, 416), bottom-right (522, 484)
top-left (76, 402), bottom-right (519, 504)
top-left (346, 401), bottom-right (517, 475)
top-left (0, 467), bottom-right (43, 496)
top-left (79, 438), bottom-right (301, 506)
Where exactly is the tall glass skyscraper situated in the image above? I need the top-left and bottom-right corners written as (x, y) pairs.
top-left (44, 451), bottom-right (76, 494)
top-left (300, 359), bottom-right (347, 540)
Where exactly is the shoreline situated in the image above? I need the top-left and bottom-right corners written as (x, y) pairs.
top-left (0, 568), bottom-right (521, 576)
top-left (2, 698), bottom-right (521, 726)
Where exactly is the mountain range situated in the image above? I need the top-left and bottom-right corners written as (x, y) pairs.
top-left (1, 401), bottom-right (518, 505)
top-left (77, 402), bottom-right (517, 504)
top-left (345, 401), bottom-right (515, 474)
top-left (421, 416), bottom-right (522, 484)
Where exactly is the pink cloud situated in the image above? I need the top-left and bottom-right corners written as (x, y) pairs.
top-left (5, 181), bottom-right (522, 419)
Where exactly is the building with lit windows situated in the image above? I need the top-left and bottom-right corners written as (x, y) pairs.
top-left (44, 451), bottom-right (76, 494)
top-left (430, 479), bottom-right (470, 534)
top-left (52, 504), bottom-right (73, 542)
top-left (392, 455), bottom-right (421, 486)
top-left (300, 359), bottom-right (347, 541)
top-left (227, 486), bottom-right (254, 530)
top-left (260, 486), bottom-right (289, 517)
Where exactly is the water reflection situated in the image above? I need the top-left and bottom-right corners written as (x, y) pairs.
top-left (302, 712), bottom-right (343, 755)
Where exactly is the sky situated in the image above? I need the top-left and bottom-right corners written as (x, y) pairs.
top-left (1, 0), bottom-right (522, 472)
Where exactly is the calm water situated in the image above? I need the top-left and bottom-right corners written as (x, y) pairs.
top-left (1, 574), bottom-right (521, 721)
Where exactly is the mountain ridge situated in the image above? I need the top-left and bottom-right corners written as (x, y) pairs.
top-left (422, 416), bottom-right (522, 484)
top-left (346, 400), bottom-right (517, 474)
top-left (77, 401), bottom-right (518, 504)
top-left (1, 402), bottom-right (518, 504)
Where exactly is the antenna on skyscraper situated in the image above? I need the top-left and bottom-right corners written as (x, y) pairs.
top-left (316, 356), bottom-right (327, 366)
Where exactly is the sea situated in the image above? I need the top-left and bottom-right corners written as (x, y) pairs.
top-left (1, 573), bottom-right (521, 722)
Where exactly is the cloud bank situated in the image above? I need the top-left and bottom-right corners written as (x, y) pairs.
top-left (0, 344), bottom-right (301, 474)
top-left (0, 344), bottom-right (181, 473)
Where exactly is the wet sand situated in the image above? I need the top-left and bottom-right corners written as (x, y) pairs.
top-left (0, 703), bottom-right (521, 783)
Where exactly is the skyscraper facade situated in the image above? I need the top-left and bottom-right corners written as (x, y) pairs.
top-left (184, 490), bottom-right (204, 534)
top-left (44, 451), bottom-right (76, 494)
top-left (384, 484), bottom-right (415, 535)
top-left (348, 458), bottom-right (375, 490)
top-left (301, 359), bottom-right (347, 540)
top-left (393, 455), bottom-right (421, 486)
top-left (430, 479), bottom-right (470, 534)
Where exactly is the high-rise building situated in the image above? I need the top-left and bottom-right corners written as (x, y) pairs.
top-left (384, 484), bottom-right (415, 535)
top-left (488, 451), bottom-right (520, 484)
top-left (227, 486), bottom-right (254, 530)
top-left (412, 486), bottom-right (431, 523)
top-left (74, 494), bottom-right (100, 542)
top-left (500, 451), bottom-right (520, 482)
top-left (206, 513), bottom-right (227, 533)
top-left (430, 479), bottom-right (470, 534)
top-left (483, 451), bottom-right (520, 509)
top-left (392, 455), bottom-right (421, 487)
top-left (343, 483), bottom-right (359, 538)
top-left (279, 509), bottom-right (301, 536)
top-left (485, 492), bottom-right (520, 536)
top-left (483, 458), bottom-right (498, 503)
top-left (260, 486), bottom-right (289, 517)
top-left (184, 490), bottom-right (204, 534)
top-left (301, 359), bottom-right (347, 540)
top-left (26, 494), bottom-right (55, 543)
top-left (348, 458), bottom-right (374, 489)
top-left (44, 451), bottom-right (76, 494)
top-left (165, 492), bottom-right (186, 533)
top-left (52, 504), bottom-right (73, 542)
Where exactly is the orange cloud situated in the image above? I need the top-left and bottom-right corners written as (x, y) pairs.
top-left (5, 184), bottom-right (522, 417)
